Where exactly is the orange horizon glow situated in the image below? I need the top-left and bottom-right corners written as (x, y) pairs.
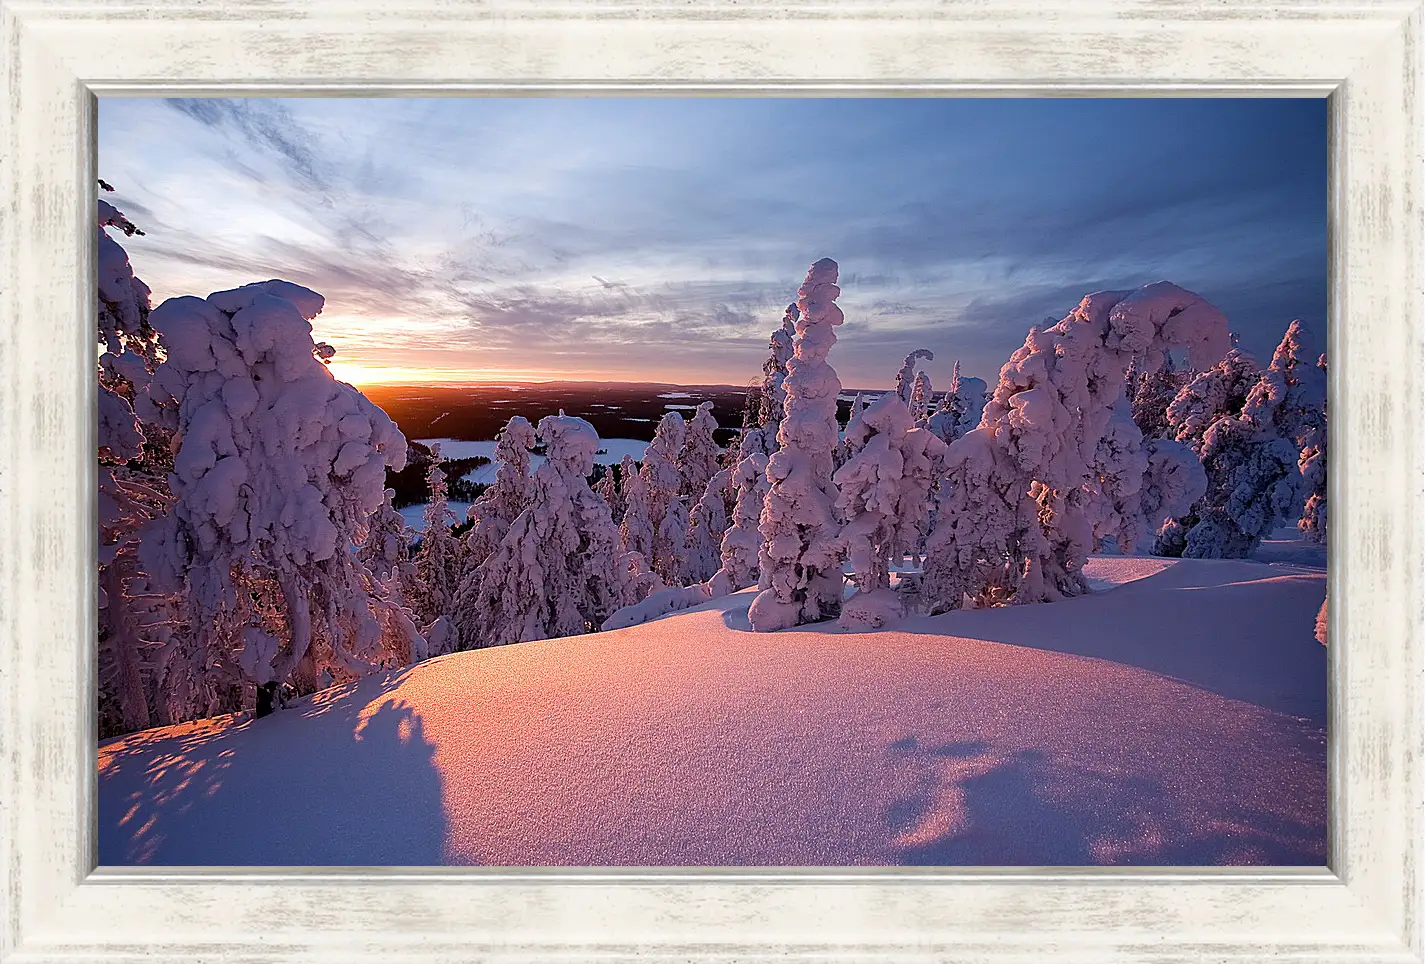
top-left (323, 359), bottom-right (574, 388)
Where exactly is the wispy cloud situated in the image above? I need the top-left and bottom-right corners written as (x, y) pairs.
top-left (100, 97), bottom-right (1327, 388)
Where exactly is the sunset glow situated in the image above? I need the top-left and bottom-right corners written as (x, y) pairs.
top-left (99, 97), bottom-right (1326, 390)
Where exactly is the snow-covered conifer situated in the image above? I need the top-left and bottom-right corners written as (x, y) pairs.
top-left (910, 372), bottom-right (933, 423)
top-left (642, 411), bottom-right (690, 584)
top-left (1127, 354), bottom-right (1187, 441)
top-left (136, 280), bottom-right (412, 697)
top-left (463, 415), bottom-right (536, 566)
top-left (708, 452), bottom-right (771, 596)
top-left (921, 282), bottom-right (1230, 611)
top-left (749, 258), bottom-right (847, 631)
top-left (894, 349), bottom-right (934, 405)
top-left (758, 304), bottom-right (799, 430)
top-left (618, 459), bottom-right (656, 561)
top-left (360, 489), bottom-right (416, 583)
top-left (1298, 400), bottom-right (1327, 543)
top-left (1315, 596), bottom-right (1328, 645)
top-left (1256, 320), bottom-right (1327, 447)
top-left (833, 394), bottom-right (915, 628)
top-left (678, 401), bottom-right (722, 502)
top-left (926, 362), bottom-right (987, 444)
top-left (459, 414), bottom-right (639, 647)
top-left (1166, 347), bottom-right (1262, 455)
top-left (1179, 385), bottom-right (1304, 559)
top-left (685, 467), bottom-right (732, 584)
top-left (411, 446), bottom-right (468, 624)
top-left (594, 462), bottom-right (621, 523)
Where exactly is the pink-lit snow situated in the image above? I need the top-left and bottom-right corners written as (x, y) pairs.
top-left (98, 554), bottom-right (1325, 867)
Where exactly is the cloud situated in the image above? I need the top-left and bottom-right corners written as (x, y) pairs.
top-left (101, 97), bottom-right (1327, 387)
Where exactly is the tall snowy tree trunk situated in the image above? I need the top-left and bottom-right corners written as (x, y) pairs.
top-left (749, 258), bottom-right (846, 632)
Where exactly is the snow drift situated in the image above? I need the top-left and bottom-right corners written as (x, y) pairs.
top-left (98, 555), bottom-right (1326, 867)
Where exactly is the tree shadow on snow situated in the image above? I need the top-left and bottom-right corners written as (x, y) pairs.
top-left (98, 669), bottom-right (451, 866)
top-left (885, 742), bottom-right (1326, 867)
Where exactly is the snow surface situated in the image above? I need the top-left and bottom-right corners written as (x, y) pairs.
top-left (98, 555), bottom-right (1325, 866)
top-left (418, 437), bottom-right (648, 486)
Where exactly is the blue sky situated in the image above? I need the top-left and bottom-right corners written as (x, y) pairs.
top-left (99, 97), bottom-right (1327, 389)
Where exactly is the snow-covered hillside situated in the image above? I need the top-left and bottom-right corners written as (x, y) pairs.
top-left (98, 554), bottom-right (1326, 867)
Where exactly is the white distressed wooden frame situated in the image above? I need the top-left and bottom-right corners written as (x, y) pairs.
top-left (0, 0), bottom-right (1419, 961)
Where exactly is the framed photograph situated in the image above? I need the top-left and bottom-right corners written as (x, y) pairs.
top-left (1, 0), bottom-right (1420, 961)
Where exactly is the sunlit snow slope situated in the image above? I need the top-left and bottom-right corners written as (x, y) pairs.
top-left (98, 555), bottom-right (1326, 866)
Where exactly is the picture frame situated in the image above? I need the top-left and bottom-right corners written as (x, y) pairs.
top-left (0, 0), bottom-right (1419, 960)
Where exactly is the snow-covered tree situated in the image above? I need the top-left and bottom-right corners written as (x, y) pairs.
top-left (1298, 353), bottom-right (1328, 543)
top-left (1134, 438), bottom-right (1208, 553)
top-left (463, 415), bottom-right (536, 566)
top-left (926, 362), bottom-right (987, 445)
top-left (910, 372), bottom-right (933, 423)
top-left (685, 467), bottom-right (732, 584)
top-left (410, 446), bottom-right (468, 624)
top-left (457, 414), bottom-right (642, 647)
top-left (894, 348), bottom-right (934, 405)
top-left (1256, 320), bottom-right (1327, 447)
top-left (1084, 406), bottom-right (1208, 555)
top-left (95, 191), bottom-right (177, 735)
top-left (708, 452), bottom-right (771, 596)
top-left (642, 411), bottom-right (690, 584)
top-left (1166, 347), bottom-right (1262, 455)
top-left (594, 461), bottom-right (621, 523)
top-left (618, 457), bottom-right (656, 562)
top-left (921, 282), bottom-right (1230, 612)
top-left (678, 401), bottom-right (722, 502)
top-left (359, 489), bottom-right (416, 583)
top-left (1315, 596), bottom-right (1328, 645)
top-left (1126, 354), bottom-right (1188, 441)
top-left (836, 391), bottom-right (867, 466)
top-left (1178, 383), bottom-right (1304, 559)
top-left (136, 280), bottom-right (415, 698)
top-left (758, 303), bottom-right (799, 430)
top-left (749, 258), bottom-right (847, 631)
top-left (833, 394), bottom-right (915, 628)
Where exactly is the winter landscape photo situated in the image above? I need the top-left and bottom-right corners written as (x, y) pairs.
top-left (95, 97), bottom-right (1329, 867)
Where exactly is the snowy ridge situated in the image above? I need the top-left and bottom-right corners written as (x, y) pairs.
top-left (98, 554), bottom-right (1326, 866)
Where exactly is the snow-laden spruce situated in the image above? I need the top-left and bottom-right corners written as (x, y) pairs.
top-left (749, 258), bottom-right (846, 632)
top-left (925, 361), bottom-right (986, 445)
top-left (1126, 354), bottom-right (1188, 441)
top-left (910, 371), bottom-right (934, 423)
top-left (1256, 320), bottom-right (1327, 448)
top-left (457, 413), bottom-right (642, 648)
top-left (410, 446), bottom-right (468, 624)
top-left (894, 349), bottom-right (934, 405)
top-left (757, 304), bottom-right (800, 433)
top-left (706, 452), bottom-right (771, 596)
top-left (678, 401), bottom-right (722, 502)
top-left (832, 392), bottom-right (947, 628)
top-left (921, 282), bottom-right (1230, 612)
top-left (95, 192), bottom-right (175, 734)
top-left (686, 467), bottom-right (733, 585)
top-left (594, 462), bottom-right (622, 525)
top-left (1166, 347), bottom-right (1262, 455)
top-left (1179, 365), bottom-right (1306, 559)
top-left (136, 279), bottom-right (417, 696)
top-left (643, 411), bottom-right (691, 584)
top-left (1298, 352), bottom-right (1327, 544)
top-left (359, 488), bottom-right (416, 584)
top-left (463, 415), bottom-right (536, 566)
top-left (618, 456), bottom-right (656, 562)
